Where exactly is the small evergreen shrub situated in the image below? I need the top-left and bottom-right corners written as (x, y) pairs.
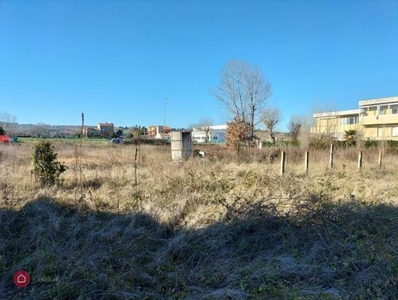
top-left (364, 139), bottom-right (378, 148)
top-left (31, 140), bottom-right (67, 186)
top-left (387, 140), bottom-right (398, 148)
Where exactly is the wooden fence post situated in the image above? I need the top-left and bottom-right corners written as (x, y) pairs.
top-left (358, 151), bottom-right (363, 171)
top-left (329, 144), bottom-right (334, 170)
top-left (378, 150), bottom-right (383, 169)
top-left (280, 150), bottom-right (285, 176)
top-left (304, 151), bottom-right (309, 175)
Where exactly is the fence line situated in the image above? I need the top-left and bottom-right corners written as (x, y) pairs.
top-left (278, 144), bottom-right (385, 175)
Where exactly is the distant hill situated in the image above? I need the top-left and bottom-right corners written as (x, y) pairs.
top-left (0, 122), bottom-right (85, 137)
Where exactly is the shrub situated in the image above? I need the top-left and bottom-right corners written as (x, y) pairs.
top-left (262, 141), bottom-right (276, 148)
top-left (364, 139), bottom-right (378, 148)
top-left (308, 134), bottom-right (334, 150)
top-left (386, 140), bottom-right (398, 155)
top-left (387, 140), bottom-right (398, 148)
top-left (31, 140), bottom-right (67, 186)
top-left (226, 117), bottom-right (251, 152)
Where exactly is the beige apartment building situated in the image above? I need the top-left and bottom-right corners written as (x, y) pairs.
top-left (312, 96), bottom-right (398, 140)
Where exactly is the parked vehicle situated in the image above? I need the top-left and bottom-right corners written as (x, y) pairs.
top-left (111, 138), bottom-right (123, 144)
top-left (0, 135), bottom-right (11, 144)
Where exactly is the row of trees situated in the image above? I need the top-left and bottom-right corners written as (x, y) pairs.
top-left (0, 111), bottom-right (17, 136)
top-left (212, 60), bottom-right (307, 150)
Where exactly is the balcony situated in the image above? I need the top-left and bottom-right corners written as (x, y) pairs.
top-left (360, 114), bottom-right (398, 126)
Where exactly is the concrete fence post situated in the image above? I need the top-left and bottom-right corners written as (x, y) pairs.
top-left (358, 151), bottom-right (363, 171)
top-left (280, 150), bottom-right (285, 176)
top-left (329, 144), bottom-right (334, 170)
top-left (304, 151), bottom-right (309, 175)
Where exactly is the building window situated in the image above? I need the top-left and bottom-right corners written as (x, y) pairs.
top-left (339, 116), bottom-right (358, 125)
top-left (392, 127), bottom-right (398, 137)
top-left (378, 127), bottom-right (385, 138)
top-left (379, 105), bottom-right (388, 115)
top-left (391, 104), bottom-right (398, 114)
top-left (367, 106), bottom-right (377, 116)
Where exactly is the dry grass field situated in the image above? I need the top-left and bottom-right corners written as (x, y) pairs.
top-left (1, 140), bottom-right (397, 299)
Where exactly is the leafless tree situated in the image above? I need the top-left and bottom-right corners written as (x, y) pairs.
top-left (261, 106), bottom-right (281, 143)
top-left (0, 111), bottom-right (17, 135)
top-left (32, 123), bottom-right (50, 138)
top-left (0, 111), bottom-right (17, 124)
top-left (212, 60), bottom-right (272, 138)
top-left (198, 118), bottom-right (213, 143)
top-left (311, 103), bottom-right (336, 134)
top-left (288, 115), bottom-right (303, 142)
top-left (189, 118), bottom-right (214, 143)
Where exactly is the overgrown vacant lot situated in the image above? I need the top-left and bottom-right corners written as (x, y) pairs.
top-left (0, 141), bottom-right (397, 299)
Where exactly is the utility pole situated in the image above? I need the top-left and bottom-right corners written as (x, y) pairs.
top-left (81, 113), bottom-right (84, 137)
top-left (164, 97), bottom-right (167, 133)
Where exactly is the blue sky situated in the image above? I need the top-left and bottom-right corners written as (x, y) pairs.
top-left (1, 0), bottom-right (397, 130)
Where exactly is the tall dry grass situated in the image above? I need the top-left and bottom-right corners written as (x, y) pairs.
top-left (0, 141), bottom-right (397, 299)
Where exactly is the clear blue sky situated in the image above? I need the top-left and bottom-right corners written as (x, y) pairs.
top-left (1, 0), bottom-right (397, 130)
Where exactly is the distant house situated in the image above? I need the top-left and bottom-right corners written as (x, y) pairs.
top-left (192, 124), bottom-right (227, 143)
top-left (148, 125), bottom-right (171, 139)
top-left (98, 122), bottom-right (114, 138)
top-left (83, 127), bottom-right (101, 137)
top-left (191, 127), bottom-right (207, 143)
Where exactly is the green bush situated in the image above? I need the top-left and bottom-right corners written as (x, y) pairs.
top-left (123, 138), bottom-right (170, 145)
top-left (387, 140), bottom-right (398, 148)
top-left (364, 139), bottom-right (378, 148)
top-left (31, 140), bottom-right (67, 186)
top-left (262, 140), bottom-right (300, 148)
top-left (262, 141), bottom-right (276, 147)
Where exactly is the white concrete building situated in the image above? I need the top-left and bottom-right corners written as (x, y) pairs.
top-left (192, 124), bottom-right (227, 143)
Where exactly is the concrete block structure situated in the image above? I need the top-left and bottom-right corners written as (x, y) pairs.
top-left (171, 130), bottom-right (192, 160)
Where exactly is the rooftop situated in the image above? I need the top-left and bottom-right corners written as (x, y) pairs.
top-left (359, 96), bottom-right (398, 107)
top-left (313, 109), bottom-right (360, 118)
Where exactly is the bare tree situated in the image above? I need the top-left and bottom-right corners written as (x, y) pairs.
top-left (288, 115), bottom-right (303, 142)
top-left (261, 106), bottom-right (281, 143)
top-left (311, 103), bottom-right (337, 134)
top-left (0, 111), bottom-right (17, 136)
top-left (189, 118), bottom-right (214, 143)
top-left (198, 118), bottom-right (213, 143)
top-left (212, 60), bottom-right (272, 138)
top-left (0, 111), bottom-right (17, 124)
top-left (32, 123), bottom-right (50, 138)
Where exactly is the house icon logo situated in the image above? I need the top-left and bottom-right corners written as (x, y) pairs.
top-left (13, 270), bottom-right (30, 287)
top-left (17, 274), bottom-right (27, 283)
